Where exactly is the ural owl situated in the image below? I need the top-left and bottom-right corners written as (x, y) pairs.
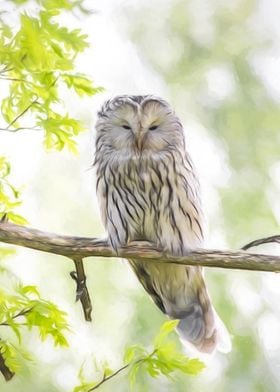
top-left (94, 95), bottom-right (230, 353)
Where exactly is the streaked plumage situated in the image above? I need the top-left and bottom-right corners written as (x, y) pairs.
top-left (94, 95), bottom-right (230, 353)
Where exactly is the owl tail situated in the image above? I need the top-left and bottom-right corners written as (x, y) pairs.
top-left (175, 302), bottom-right (231, 354)
top-left (129, 261), bottom-right (231, 354)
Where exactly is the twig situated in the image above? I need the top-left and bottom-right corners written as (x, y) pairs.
top-left (0, 66), bottom-right (13, 75)
top-left (0, 307), bottom-right (33, 326)
top-left (3, 74), bottom-right (58, 130)
top-left (0, 222), bottom-right (279, 272)
top-left (0, 126), bottom-right (41, 132)
top-left (0, 77), bottom-right (36, 87)
top-left (6, 98), bottom-right (39, 129)
top-left (70, 257), bottom-right (93, 321)
top-left (242, 235), bottom-right (280, 251)
top-left (88, 364), bottom-right (129, 391)
top-left (88, 349), bottom-right (157, 391)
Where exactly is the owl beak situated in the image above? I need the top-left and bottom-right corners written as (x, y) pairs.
top-left (135, 129), bottom-right (146, 151)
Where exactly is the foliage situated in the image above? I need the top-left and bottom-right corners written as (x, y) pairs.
top-left (74, 320), bottom-right (204, 391)
top-left (0, 176), bottom-right (63, 373)
top-left (0, 156), bottom-right (26, 224)
top-left (0, 0), bottom-right (102, 152)
top-left (0, 283), bottom-right (69, 374)
top-left (0, 0), bottom-right (102, 383)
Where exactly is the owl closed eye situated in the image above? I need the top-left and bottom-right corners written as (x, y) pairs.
top-left (96, 95), bottom-right (185, 155)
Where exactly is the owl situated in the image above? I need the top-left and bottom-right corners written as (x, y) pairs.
top-left (94, 95), bottom-right (230, 353)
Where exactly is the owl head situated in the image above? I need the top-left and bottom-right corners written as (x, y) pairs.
top-left (95, 95), bottom-right (185, 157)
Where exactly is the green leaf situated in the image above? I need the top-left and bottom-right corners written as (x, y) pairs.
top-left (128, 361), bottom-right (141, 387)
top-left (0, 157), bottom-right (11, 177)
top-left (0, 340), bottom-right (30, 374)
top-left (6, 212), bottom-right (28, 225)
top-left (24, 300), bottom-right (69, 347)
top-left (179, 358), bottom-right (205, 375)
top-left (123, 344), bottom-right (147, 364)
top-left (156, 345), bottom-right (205, 376)
top-left (73, 382), bottom-right (98, 392)
top-left (43, 0), bottom-right (76, 11)
top-left (153, 319), bottom-right (179, 348)
top-left (61, 73), bottom-right (104, 96)
top-left (1, 97), bottom-right (18, 124)
top-left (0, 156), bottom-right (27, 226)
top-left (38, 112), bottom-right (85, 151)
top-left (17, 285), bottom-right (40, 298)
top-left (0, 24), bottom-right (13, 39)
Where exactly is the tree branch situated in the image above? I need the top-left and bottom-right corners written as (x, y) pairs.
top-left (0, 222), bottom-right (279, 272)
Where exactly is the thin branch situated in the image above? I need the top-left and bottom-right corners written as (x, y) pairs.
top-left (0, 126), bottom-right (41, 132)
top-left (0, 66), bottom-right (14, 75)
top-left (88, 349), bottom-right (157, 391)
top-left (242, 235), bottom-right (280, 251)
top-left (0, 308), bottom-right (33, 327)
top-left (70, 257), bottom-right (93, 321)
top-left (88, 364), bottom-right (129, 391)
top-left (0, 77), bottom-right (36, 87)
top-left (3, 75), bottom-right (58, 130)
top-left (0, 222), bottom-right (279, 272)
top-left (6, 98), bottom-right (39, 129)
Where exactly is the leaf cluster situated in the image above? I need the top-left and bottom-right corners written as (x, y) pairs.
top-left (0, 0), bottom-right (103, 151)
top-left (0, 0), bottom-right (102, 382)
top-left (126, 320), bottom-right (205, 386)
top-left (74, 320), bottom-right (205, 391)
top-left (0, 156), bottom-right (27, 225)
top-left (0, 283), bottom-right (69, 375)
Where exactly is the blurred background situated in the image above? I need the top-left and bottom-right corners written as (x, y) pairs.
top-left (1, 0), bottom-right (280, 390)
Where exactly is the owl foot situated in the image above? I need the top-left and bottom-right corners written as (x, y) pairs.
top-left (127, 240), bottom-right (158, 249)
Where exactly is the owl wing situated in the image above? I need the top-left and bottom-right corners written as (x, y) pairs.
top-left (127, 152), bottom-right (230, 354)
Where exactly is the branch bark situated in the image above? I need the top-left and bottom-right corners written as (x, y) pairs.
top-left (0, 222), bottom-right (279, 272)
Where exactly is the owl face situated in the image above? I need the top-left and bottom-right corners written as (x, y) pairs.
top-left (96, 95), bottom-right (185, 156)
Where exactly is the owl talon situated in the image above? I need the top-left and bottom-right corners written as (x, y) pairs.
top-left (128, 240), bottom-right (156, 249)
top-left (111, 244), bottom-right (120, 256)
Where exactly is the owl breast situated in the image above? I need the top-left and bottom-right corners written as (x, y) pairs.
top-left (96, 149), bottom-right (204, 255)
